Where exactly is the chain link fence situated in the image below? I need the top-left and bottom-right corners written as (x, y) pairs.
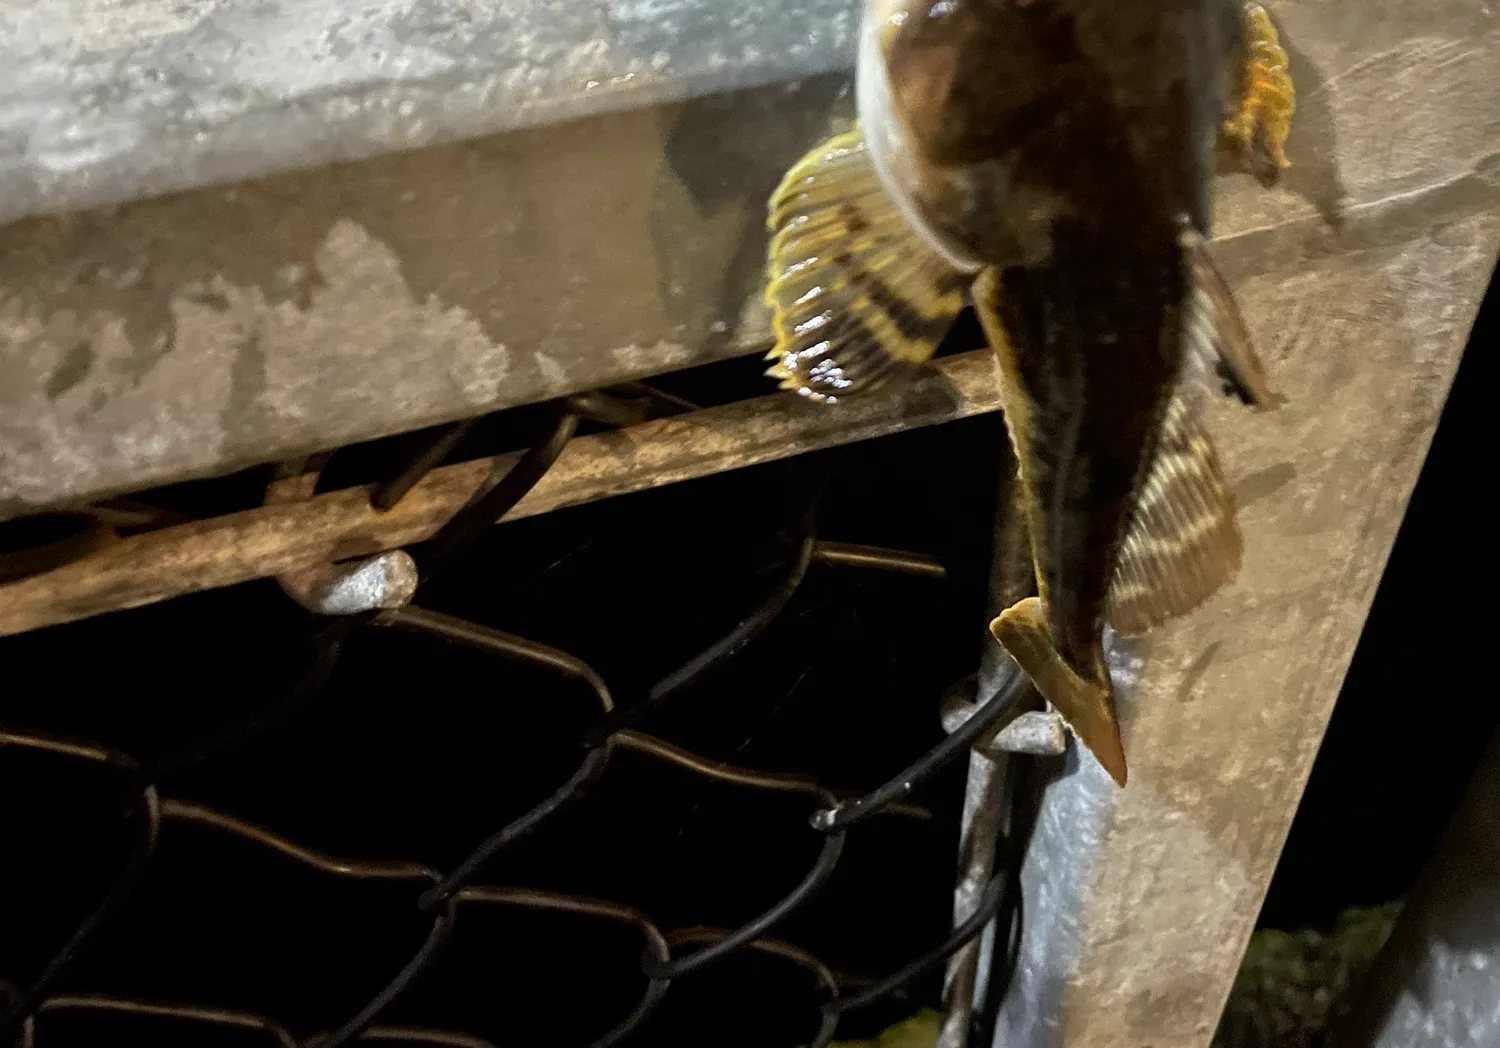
top-left (1, 385), bottom-right (1032, 1048)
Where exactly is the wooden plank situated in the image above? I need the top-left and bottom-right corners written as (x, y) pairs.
top-left (0, 350), bottom-right (1001, 636)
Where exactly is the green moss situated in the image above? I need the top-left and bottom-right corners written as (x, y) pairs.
top-left (1212, 901), bottom-right (1403, 1048)
top-left (809, 903), bottom-right (1399, 1048)
top-left (821, 1008), bottom-right (941, 1048)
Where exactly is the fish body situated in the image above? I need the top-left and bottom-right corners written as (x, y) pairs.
top-left (764, 1), bottom-right (1295, 783)
top-left (862, 0), bottom-right (1243, 263)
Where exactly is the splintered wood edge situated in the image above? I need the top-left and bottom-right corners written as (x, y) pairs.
top-left (0, 350), bottom-right (1003, 637)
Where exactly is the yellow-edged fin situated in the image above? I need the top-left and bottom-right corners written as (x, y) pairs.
top-left (990, 598), bottom-right (1129, 786)
top-left (1186, 231), bottom-right (1282, 410)
top-left (1223, 2), bottom-right (1295, 187)
top-left (1106, 394), bottom-right (1243, 637)
top-left (764, 127), bottom-right (967, 402)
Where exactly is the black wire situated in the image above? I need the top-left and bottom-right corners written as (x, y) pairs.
top-left (582, 453), bottom-right (838, 744)
top-left (810, 872), bottom-right (1010, 1048)
top-left (589, 960), bottom-right (671, 1048)
top-left (420, 746), bottom-right (612, 909)
top-left (0, 788), bottom-right (162, 1042)
top-left (157, 616), bottom-right (359, 780)
top-left (307, 900), bottom-right (458, 1048)
top-left (370, 419), bottom-right (480, 512)
top-left (641, 832), bottom-right (845, 979)
top-left (581, 524), bottom-right (816, 746)
top-left (0, 401), bottom-right (1035, 1047)
top-left (810, 660), bottom-right (1027, 832)
top-left (417, 406), bottom-right (578, 585)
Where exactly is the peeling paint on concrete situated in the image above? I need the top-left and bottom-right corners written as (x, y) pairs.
top-left (1, 218), bottom-right (503, 510)
top-left (0, 66), bottom-right (854, 516)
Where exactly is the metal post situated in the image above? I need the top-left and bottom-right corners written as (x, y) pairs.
top-left (988, 635), bottom-right (1149, 1048)
top-left (939, 441), bottom-right (1053, 1048)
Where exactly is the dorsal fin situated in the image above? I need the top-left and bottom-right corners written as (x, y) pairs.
top-left (1185, 229), bottom-right (1283, 409)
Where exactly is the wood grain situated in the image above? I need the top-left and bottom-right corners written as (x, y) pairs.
top-left (0, 350), bottom-right (1001, 636)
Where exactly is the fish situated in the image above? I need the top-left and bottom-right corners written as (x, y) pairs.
top-left (763, 1), bottom-right (1295, 785)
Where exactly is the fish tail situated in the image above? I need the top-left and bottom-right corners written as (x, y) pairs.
top-left (990, 597), bottom-right (1128, 786)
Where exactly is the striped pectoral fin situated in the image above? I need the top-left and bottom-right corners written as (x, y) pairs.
top-left (763, 127), bottom-right (967, 402)
top-left (1107, 394), bottom-right (1244, 637)
top-left (989, 598), bottom-right (1129, 786)
top-left (1223, 2), bottom-right (1296, 186)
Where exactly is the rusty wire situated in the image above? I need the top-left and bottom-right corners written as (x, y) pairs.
top-left (0, 392), bottom-right (1027, 1047)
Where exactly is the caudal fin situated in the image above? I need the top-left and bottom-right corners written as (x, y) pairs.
top-left (990, 597), bottom-right (1129, 786)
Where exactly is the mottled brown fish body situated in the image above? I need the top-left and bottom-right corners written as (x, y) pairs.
top-left (877, 0), bottom-right (1250, 784)
top-left (763, 0), bottom-right (1297, 785)
top-left (877, 0), bottom-right (1246, 260)
top-left (986, 240), bottom-right (1186, 679)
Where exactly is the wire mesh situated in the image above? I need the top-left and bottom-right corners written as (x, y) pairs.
top-left (0, 387), bottom-right (1029, 1048)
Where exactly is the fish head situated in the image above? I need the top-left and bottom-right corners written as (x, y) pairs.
top-left (859, 0), bottom-right (1249, 264)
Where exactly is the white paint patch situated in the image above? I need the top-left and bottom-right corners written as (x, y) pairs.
top-left (26, 113), bottom-right (146, 174)
top-left (535, 352), bottom-right (569, 391)
top-left (0, 292), bottom-right (237, 506)
top-left (0, 1), bottom-right (220, 54)
top-left (196, 2), bottom-right (459, 99)
top-left (609, 0), bottom-right (698, 23)
top-left (0, 218), bottom-right (508, 510)
top-left (609, 339), bottom-right (691, 374)
top-left (256, 219), bottom-right (509, 423)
